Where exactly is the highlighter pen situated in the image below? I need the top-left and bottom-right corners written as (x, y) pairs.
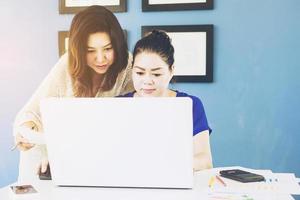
top-left (208, 176), bottom-right (215, 188)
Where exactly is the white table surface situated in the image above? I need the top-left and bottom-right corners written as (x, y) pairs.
top-left (1, 168), bottom-right (296, 200)
top-left (0, 179), bottom-right (209, 200)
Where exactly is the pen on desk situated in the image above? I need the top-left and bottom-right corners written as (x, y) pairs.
top-left (216, 175), bottom-right (227, 187)
top-left (208, 176), bottom-right (215, 188)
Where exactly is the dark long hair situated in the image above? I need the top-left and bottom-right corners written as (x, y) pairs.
top-left (133, 29), bottom-right (174, 70)
top-left (68, 5), bottom-right (128, 97)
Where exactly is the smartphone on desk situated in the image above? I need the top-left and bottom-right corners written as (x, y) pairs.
top-left (220, 169), bottom-right (265, 183)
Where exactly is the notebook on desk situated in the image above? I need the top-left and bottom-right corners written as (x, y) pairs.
top-left (40, 97), bottom-right (193, 189)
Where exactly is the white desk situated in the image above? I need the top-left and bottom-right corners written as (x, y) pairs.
top-left (0, 168), bottom-right (296, 200)
top-left (0, 179), bottom-right (208, 200)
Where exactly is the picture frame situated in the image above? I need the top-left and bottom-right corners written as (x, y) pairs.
top-left (142, 0), bottom-right (213, 12)
top-left (58, 30), bottom-right (128, 57)
top-left (58, 31), bottom-right (69, 57)
top-left (59, 0), bottom-right (127, 14)
top-left (142, 25), bottom-right (213, 82)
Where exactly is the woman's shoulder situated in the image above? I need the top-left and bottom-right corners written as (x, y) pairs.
top-left (46, 53), bottom-right (73, 96)
top-left (176, 91), bottom-right (202, 102)
top-left (175, 90), bottom-right (205, 110)
top-left (50, 53), bottom-right (69, 77)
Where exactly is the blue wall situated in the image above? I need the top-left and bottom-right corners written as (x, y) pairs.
top-left (1, 1), bottom-right (299, 188)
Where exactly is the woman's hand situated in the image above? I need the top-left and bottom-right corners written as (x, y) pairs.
top-left (15, 133), bottom-right (35, 151)
top-left (15, 121), bottom-right (38, 151)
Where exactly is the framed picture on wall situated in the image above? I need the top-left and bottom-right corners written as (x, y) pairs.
top-left (58, 30), bottom-right (128, 57)
top-left (58, 31), bottom-right (69, 57)
top-left (142, 25), bottom-right (213, 82)
top-left (142, 0), bottom-right (213, 11)
top-left (59, 0), bottom-right (127, 14)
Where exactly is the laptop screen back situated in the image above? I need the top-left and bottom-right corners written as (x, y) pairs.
top-left (40, 97), bottom-right (193, 188)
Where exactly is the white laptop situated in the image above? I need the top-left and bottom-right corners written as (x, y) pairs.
top-left (40, 97), bottom-right (193, 189)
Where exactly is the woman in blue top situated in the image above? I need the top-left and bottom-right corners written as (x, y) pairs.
top-left (123, 30), bottom-right (213, 171)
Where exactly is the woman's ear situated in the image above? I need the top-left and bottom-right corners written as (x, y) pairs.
top-left (170, 65), bottom-right (175, 74)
